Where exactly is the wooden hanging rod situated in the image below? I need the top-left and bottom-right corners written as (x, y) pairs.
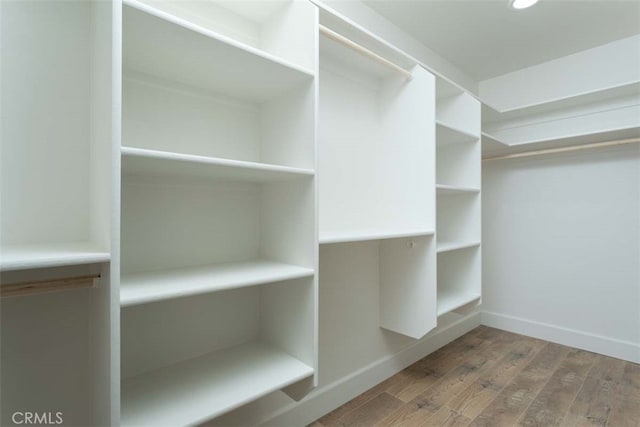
top-left (319, 25), bottom-right (413, 80)
top-left (483, 137), bottom-right (640, 162)
top-left (1, 274), bottom-right (100, 298)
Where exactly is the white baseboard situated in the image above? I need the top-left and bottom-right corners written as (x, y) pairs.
top-left (256, 311), bottom-right (482, 427)
top-left (482, 311), bottom-right (640, 364)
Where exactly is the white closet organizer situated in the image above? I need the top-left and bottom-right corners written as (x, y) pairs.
top-left (318, 25), bottom-right (437, 339)
top-left (119, 0), bottom-right (318, 425)
top-left (435, 81), bottom-right (482, 316)
top-left (1, 0), bottom-right (115, 425)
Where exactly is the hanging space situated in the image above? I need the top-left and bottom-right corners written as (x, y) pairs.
top-left (318, 19), bottom-right (437, 339)
top-left (0, 0), bottom-right (117, 425)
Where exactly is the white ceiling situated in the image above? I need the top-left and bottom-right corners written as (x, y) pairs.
top-left (363, 0), bottom-right (640, 81)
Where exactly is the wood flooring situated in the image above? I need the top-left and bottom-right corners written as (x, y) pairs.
top-left (310, 326), bottom-right (640, 427)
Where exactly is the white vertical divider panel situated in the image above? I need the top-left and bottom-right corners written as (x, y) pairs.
top-left (264, 1), bottom-right (319, 399)
top-left (379, 236), bottom-right (437, 338)
top-left (378, 66), bottom-right (437, 338)
top-left (262, 0), bottom-right (317, 72)
top-left (89, 0), bottom-right (120, 424)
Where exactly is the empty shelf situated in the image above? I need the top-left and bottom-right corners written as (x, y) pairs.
top-left (122, 147), bottom-right (314, 182)
top-left (320, 228), bottom-right (435, 244)
top-left (1, 242), bottom-right (110, 271)
top-left (437, 241), bottom-right (480, 253)
top-left (436, 121), bottom-right (479, 145)
top-left (436, 184), bottom-right (480, 195)
top-left (121, 341), bottom-right (314, 426)
top-left (121, 260), bottom-right (314, 307)
top-left (124, 0), bottom-right (313, 102)
top-left (437, 290), bottom-right (481, 316)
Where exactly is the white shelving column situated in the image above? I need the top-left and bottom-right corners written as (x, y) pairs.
top-left (435, 80), bottom-right (482, 316)
top-left (118, 1), bottom-right (318, 425)
top-left (318, 21), bottom-right (437, 339)
top-left (0, 0), bottom-right (119, 425)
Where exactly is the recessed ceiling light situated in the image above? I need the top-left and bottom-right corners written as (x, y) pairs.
top-left (510, 0), bottom-right (539, 9)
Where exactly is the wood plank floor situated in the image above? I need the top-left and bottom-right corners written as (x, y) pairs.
top-left (310, 326), bottom-right (640, 427)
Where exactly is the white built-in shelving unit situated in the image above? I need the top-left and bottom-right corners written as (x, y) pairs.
top-left (318, 21), bottom-right (437, 339)
top-left (2, 1), bottom-right (485, 424)
top-left (435, 79), bottom-right (482, 316)
top-left (118, 0), bottom-right (318, 424)
top-left (0, 0), bottom-right (116, 425)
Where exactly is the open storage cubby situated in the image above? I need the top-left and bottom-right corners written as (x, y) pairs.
top-left (318, 30), bottom-right (435, 243)
top-left (120, 174), bottom-right (315, 305)
top-left (1, 0), bottom-right (112, 270)
top-left (121, 278), bottom-right (315, 426)
top-left (437, 246), bottom-right (481, 316)
top-left (1, 1), bottom-right (115, 425)
top-left (437, 193), bottom-right (481, 252)
top-left (322, 235), bottom-right (437, 340)
top-left (122, 0), bottom-right (315, 171)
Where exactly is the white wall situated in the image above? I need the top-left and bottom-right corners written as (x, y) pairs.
top-left (482, 143), bottom-right (640, 363)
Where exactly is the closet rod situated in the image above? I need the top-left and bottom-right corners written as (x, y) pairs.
top-left (319, 25), bottom-right (413, 80)
top-left (1, 274), bottom-right (100, 298)
top-left (483, 137), bottom-right (640, 162)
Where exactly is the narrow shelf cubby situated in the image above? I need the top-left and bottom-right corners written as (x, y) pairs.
top-left (436, 192), bottom-right (481, 252)
top-left (121, 278), bottom-right (315, 426)
top-left (318, 29), bottom-right (435, 243)
top-left (437, 246), bottom-right (481, 316)
top-left (435, 80), bottom-right (482, 319)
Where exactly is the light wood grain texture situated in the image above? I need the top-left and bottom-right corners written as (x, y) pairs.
top-left (607, 362), bottom-right (640, 427)
top-left (0, 274), bottom-right (99, 298)
top-left (313, 327), bottom-right (639, 427)
top-left (335, 392), bottom-right (403, 427)
top-left (447, 338), bottom-right (545, 419)
top-left (563, 355), bottom-right (626, 426)
top-left (516, 348), bottom-right (598, 426)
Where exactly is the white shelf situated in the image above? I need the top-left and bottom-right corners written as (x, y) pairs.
top-left (437, 241), bottom-right (480, 254)
top-left (437, 290), bottom-right (481, 316)
top-left (121, 147), bottom-right (314, 182)
top-left (436, 184), bottom-right (480, 195)
top-left (1, 242), bottom-right (110, 271)
top-left (121, 341), bottom-right (314, 426)
top-left (121, 260), bottom-right (314, 307)
top-left (436, 120), bottom-right (479, 145)
top-left (319, 229), bottom-right (435, 245)
top-left (123, 0), bottom-right (313, 102)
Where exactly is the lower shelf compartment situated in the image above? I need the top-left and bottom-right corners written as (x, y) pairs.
top-left (121, 341), bottom-right (314, 426)
top-left (437, 290), bottom-right (481, 316)
top-left (120, 260), bottom-right (314, 307)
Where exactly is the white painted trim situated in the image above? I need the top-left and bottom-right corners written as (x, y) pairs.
top-left (482, 311), bottom-right (640, 364)
top-left (256, 311), bottom-right (481, 427)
